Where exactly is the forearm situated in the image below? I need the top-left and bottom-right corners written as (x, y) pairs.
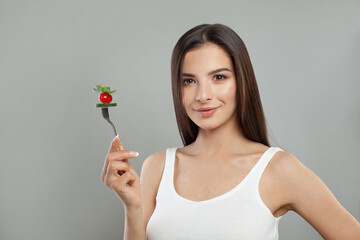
top-left (123, 206), bottom-right (146, 240)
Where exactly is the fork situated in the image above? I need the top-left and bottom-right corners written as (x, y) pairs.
top-left (101, 104), bottom-right (125, 175)
top-left (101, 107), bottom-right (118, 137)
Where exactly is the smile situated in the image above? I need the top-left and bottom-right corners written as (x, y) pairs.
top-left (196, 108), bottom-right (217, 117)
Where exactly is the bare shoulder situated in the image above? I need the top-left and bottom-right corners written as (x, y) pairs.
top-left (265, 149), bottom-right (319, 205)
top-left (140, 150), bottom-right (167, 231)
top-left (266, 150), bottom-right (306, 183)
top-left (267, 149), bottom-right (360, 239)
top-left (141, 150), bottom-right (166, 177)
top-left (261, 150), bottom-right (305, 211)
top-left (140, 150), bottom-right (167, 197)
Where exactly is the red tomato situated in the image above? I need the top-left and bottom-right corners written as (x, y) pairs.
top-left (99, 92), bottom-right (112, 104)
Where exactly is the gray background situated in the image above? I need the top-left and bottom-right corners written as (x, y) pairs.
top-left (0, 0), bottom-right (359, 239)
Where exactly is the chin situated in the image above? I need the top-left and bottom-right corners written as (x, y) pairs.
top-left (192, 119), bottom-right (223, 131)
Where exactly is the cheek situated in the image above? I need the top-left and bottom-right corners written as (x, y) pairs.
top-left (181, 91), bottom-right (186, 107)
top-left (217, 81), bottom-right (236, 103)
top-left (181, 92), bottom-right (190, 114)
top-left (182, 88), bottom-right (192, 107)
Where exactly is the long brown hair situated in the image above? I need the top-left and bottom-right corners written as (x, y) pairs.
top-left (171, 23), bottom-right (270, 147)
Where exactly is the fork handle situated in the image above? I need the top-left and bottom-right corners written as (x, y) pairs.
top-left (107, 118), bottom-right (118, 137)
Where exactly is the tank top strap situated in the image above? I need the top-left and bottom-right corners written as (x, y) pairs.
top-left (166, 147), bottom-right (177, 177)
top-left (163, 148), bottom-right (177, 185)
top-left (155, 148), bottom-right (177, 202)
top-left (250, 147), bottom-right (284, 184)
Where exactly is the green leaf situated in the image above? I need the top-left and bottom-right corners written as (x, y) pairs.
top-left (93, 88), bottom-right (101, 94)
top-left (94, 85), bottom-right (117, 94)
top-left (103, 88), bottom-right (111, 94)
top-left (98, 86), bottom-right (106, 92)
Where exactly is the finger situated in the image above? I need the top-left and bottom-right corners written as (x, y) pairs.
top-left (116, 135), bottom-right (125, 151)
top-left (104, 168), bottom-right (134, 190)
top-left (107, 150), bottom-right (139, 162)
top-left (127, 168), bottom-right (137, 186)
top-left (104, 136), bottom-right (124, 180)
top-left (110, 171), bottom-right (136, 192)
top-left (101, 150), bottom-right (139, 181)
top-left (104, 162), bottom-right (126, 189)
top-left (108, 135), bottom-right (120, 154)
top-left (109, 161), bottom-right (129, 176)
top-left (119, 142), bottom-right (124, 151)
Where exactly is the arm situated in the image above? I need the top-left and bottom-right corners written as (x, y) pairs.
top-left (139, 151), bottom-right (166, 238)
top-left (124, 206), bottom-right (146, 240)
top-left (101, 136), bottom-right (146, 240)
top-left (274, 152), bottom-right (360, 239)
top-left (123, 149), bottom-right (164, 240)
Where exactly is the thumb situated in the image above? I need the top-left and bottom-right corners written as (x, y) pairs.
top-left (108, 135), bottom-right (120, 153)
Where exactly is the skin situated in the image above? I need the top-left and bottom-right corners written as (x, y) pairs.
top-left (103, 43), bottom-right (360, 239)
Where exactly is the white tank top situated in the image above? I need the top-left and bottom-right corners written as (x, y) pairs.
top-left (146, 146), bottom-right (284, 240)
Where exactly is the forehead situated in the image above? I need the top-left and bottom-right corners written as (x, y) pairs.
top-left (182, 43), bottom-right (233, 73)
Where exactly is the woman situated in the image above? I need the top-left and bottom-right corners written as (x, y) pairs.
top-left (101, 24), bottom-right (360, 239)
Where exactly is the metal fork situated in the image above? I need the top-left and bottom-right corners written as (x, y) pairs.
top-left (101, 107), bottom-right (117, 137)
top-left (101, 103), bottom-right (125, 175)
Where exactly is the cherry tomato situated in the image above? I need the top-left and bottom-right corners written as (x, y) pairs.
top-left (99, 92), bottom-right (112, 104)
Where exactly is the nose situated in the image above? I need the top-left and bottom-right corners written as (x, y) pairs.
top-left (195, 81), bottom-right (213, 103)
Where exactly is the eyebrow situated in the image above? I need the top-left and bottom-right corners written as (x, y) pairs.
top-left (181, 68), bottom-right (232, 77)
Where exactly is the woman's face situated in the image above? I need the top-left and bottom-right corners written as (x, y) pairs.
top-left (181, 43), bottom-right (237, 130)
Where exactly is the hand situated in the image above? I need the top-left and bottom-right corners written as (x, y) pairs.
top-left (101, 135), bottom-right (141, 209)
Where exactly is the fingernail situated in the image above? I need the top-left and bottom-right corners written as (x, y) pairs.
top-left (113, 135), bottom-right (119, 141)
top-left (130, 151), bottom-right (139, 157)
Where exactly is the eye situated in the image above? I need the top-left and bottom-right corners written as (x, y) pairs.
top-left (183, 79), bottom-right (195, 85)
top-left (213, 75), bottom-right (227, 80)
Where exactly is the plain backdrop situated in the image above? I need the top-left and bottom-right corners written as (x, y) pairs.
top-left (0, 0), bottom-right (359, 239)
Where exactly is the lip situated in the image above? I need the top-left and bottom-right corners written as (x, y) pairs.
top-left (196, 107), bottom-right (218, 111)
top-left (195, 107), bottom-right (218, 117)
